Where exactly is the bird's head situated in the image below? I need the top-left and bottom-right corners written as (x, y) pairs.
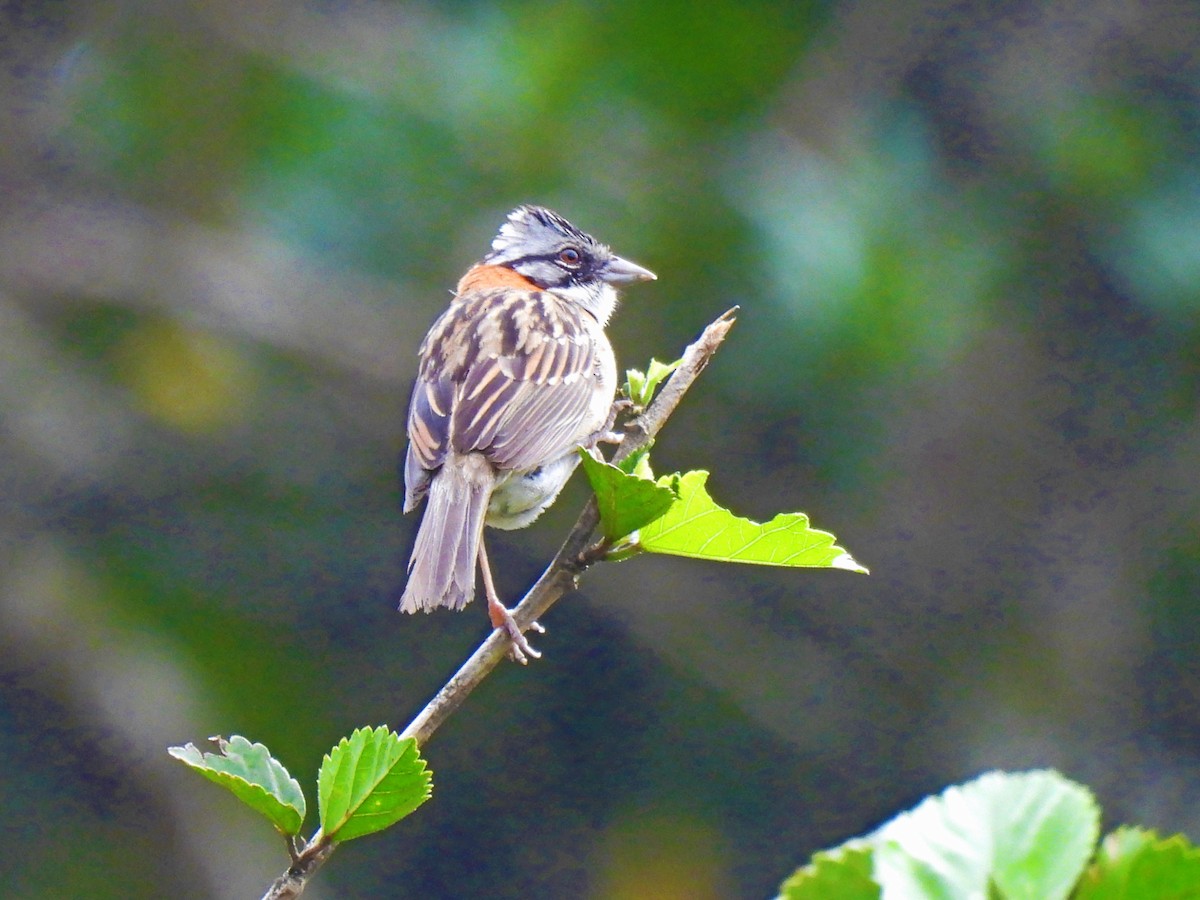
top-left (483, 205), bottom-right (656, 323)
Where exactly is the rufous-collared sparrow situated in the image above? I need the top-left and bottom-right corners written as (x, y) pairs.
top-left (400, 205), bottom-right (656, 662)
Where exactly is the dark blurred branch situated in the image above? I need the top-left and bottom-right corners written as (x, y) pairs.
top-left (261, 307), bottom-right (738, 900)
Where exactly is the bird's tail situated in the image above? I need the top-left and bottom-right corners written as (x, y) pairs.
top-left (400, 453), bottom-right (492, 613)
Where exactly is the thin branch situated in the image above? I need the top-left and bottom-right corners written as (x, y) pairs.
top-left (402, 306), bottom-right (736, 744)
top-left (262, 837), bottom-right (336, 900)
top-left (260, 307), bottom-right (738, 900)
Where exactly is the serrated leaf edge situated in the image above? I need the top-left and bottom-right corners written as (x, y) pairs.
top-left (168, 736), bottom-right (305, 834)
top-left (318, 726), bottom-right (432, 842)
top-left (641, 470), bottom-right (868, 571)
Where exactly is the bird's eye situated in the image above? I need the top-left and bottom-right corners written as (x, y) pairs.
top-left (558, 247), bottom-right (581, 266)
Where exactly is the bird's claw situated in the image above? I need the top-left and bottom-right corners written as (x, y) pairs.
top-left (589, 399), bottom-right (633, 446)
top-left (580, 399), bottom-right (633, 460)
top-left (493, 605), bottom-right (543, 665)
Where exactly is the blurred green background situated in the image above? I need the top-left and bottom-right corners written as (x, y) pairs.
top-left (3, 1), bottom-right (1200, 897)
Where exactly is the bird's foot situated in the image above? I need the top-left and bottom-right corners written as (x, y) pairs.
top-left (580, 400), bottom-right (633, 463)
top-left (585, 437), bottom-right (621, 464)
top-left (489, 600), bottom-right (544, 665)
top-left (586, 399), bottom-right (633, 450)
top-left (610, 397), bottom-right (635, 418)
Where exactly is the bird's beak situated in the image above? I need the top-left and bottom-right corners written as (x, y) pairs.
top-left (602, 255), bottom-right (657, 285)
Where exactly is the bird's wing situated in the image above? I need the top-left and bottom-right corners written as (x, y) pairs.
top-left (406, 288), bottom-right (604, 488)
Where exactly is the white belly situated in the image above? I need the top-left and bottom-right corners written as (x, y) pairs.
top-left (486, 451), bottom-right (582, 530)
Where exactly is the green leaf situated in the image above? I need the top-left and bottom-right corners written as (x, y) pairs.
top-left (778, 844), bottom-right (880, 899)
top-left (579, 450), bottom-right (679, 543)
top-left (625, 357), bottom-right (681, 407)
top-left (637, 470), bottom-right (868, 572)
top-left (871, 769), bottom-right (1099, 900)
top-left (1076, 827), bottom-right (1200, 899)
top-left (168, 735), bottom-right (305, 835)
top-left (616, 443), bottom-right (655, 478)
top-left (317, 726), bottom-right (433, 843)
